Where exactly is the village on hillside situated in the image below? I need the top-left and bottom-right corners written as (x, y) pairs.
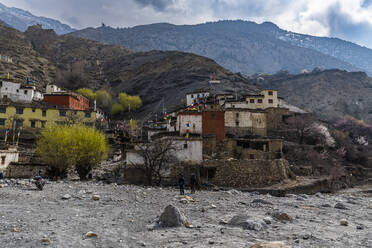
top-left (0, 72), bottom-right (310, 190)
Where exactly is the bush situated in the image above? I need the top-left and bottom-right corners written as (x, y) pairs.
top-left (77, 88), bottom-right (96, 101)
top-left (118, 92), bottom-right (142, 111)
top-left (111, 102), bottom-right (124, 115)
top-left (36, 125), bottom-right (108, 179)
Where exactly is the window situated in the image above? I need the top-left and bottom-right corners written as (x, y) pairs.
top-left (183, 143), bottom-right (188, 149)
top-left (250, 154), bottom-right (255, 159)
top-left (0, 107), bottom-right (6, 113)
top-left (1, 156), bottom-right (5, 165)
top-left (16, 89), bottom-right (19, 93)
top-left (258, 99), bottom-right (263, 104)
top-left (59, 110), bottom-right (66, 117)
top-left (16, 119), bottom-right (23, 127)
top-left (250, 99), bottom-right (255, 103)
top-left (191, 94), bottom-right (194, 98)
top-left (32, 108), bottom-right (36, 112)
top-left (85, 112), bottom-right (91, 118)
top-left (236, 121), bottom-right (239, 127)
top-left (0, 118), bottom-right (5, 126)
top-left (24, 90), bottom-right (28, 95)
top-left (193, 124), bottom-right (196, 129)
top-left (74, 111), bottom-right (78, 115)
top-left (268, 91), bottom-right (273, 96)
top-left (236, 113), bottom-right (239, 118)
top-left (268, 99), bottom-right (273, 104)
top-left (16, 107), bottom-right (23, 114)
top-left (30, 120), bottom-right (36, 128)
top-left (41, 121), bottom-right (46, 128)
top-left (42, 110), bottom-right (46, 117)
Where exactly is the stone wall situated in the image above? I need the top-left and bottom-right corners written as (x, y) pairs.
top-left (5, 163), bottom-right (48, 178)
top-left (169, 159), bottom-right (290, 188)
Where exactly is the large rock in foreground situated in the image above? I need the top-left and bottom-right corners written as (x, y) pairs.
top-left (159, 205), bottom-right (186, 227)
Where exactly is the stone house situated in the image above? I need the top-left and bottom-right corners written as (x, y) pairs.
top-left (45, 84), bottom-right (63, 94)
top-left (244, 89), bottom-right (279, 109)
top-left (177, 112), bottom-right (203, 136)
top-left (0, 81), bottom-right (43, 103)
top-left (186, 89), bottom-right (210, 106)
top-left (0, 147), bottom-right (18, 172)
top-left (224, 109), bottom-right (267, 136)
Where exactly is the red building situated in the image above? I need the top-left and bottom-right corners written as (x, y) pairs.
top-left (43, 93), bottom-right (90, 111)
top-left (202, 111), bottom-right (225, 142)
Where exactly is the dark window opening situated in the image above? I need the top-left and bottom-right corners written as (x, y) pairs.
top-left (250, 154), bottom-right (255, 159)
top-left (85, 112), bottom-right (91, 118)
top-left (0, 118), bottom-right (5, 126)
top-left (16, 108), bottom-right (23, 115)
top-left (0, 107), bottom-right (6, 113)
top-left (30, 120), bottom-right (36, 128)
top-left (268, 91), bottom-right (273, 96)
top-left (41, 121), bottom-right (46, 128)
top-left (268, 99), bottom-right (273, 104)
top-left (237, 140), bottom-right (250, 148)
top-left (236, 113), bottom-right (239, 118)
top-left (42, 110), bottom-right (46, 117)
top-left (250, 99), bottom-right (255, 103)
top-left (59, 110), bottom-right (66, 117)
top-left (236, 121), bottom-right (239, 127)
top-left (16, 119), bottom-right (23, 127)
top-left (258, 99), bottom-right (263, 103)
top-left (24, 90), bottom-right (28, 94)
top-left (1, 156), bottom-right (5, 165)
top-left (32, 108), bottom-right (36, 112)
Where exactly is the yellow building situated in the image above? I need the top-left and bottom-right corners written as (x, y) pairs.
top-left (245, 89), bottom-right (279, 109)
top-left (0, 100), bottom-right (96, 129)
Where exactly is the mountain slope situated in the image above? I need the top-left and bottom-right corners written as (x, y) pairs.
top-left (0, 23), bottom-right (256, 117)
top-left (259, 69), bottom-right (372, 122)
top-left (0, 2), bottom-right (75, 35)
top-left (71, 20), bottom-right (362, 75)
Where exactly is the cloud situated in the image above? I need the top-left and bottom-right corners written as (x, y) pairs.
top-left (1, 0), bottom-right (372, 47)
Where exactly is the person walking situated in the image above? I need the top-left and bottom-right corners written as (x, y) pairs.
top-left (178, 174), bottom-right (185, 195)
top-left (190, 173), bottom-right (197, 194)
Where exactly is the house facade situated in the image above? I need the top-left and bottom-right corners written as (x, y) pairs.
top-left (225, 109), bottom-right (267, 136)
top-left (0, 147), bottom-right (18, 171)
top-left (177, 112), bottom-right (203, 136)
top-left (186, 90), bottom-right (210, 106)
top-left (0, 81), bottom-right (43, 102)
top-left (0, 102), bottom-right (96, 129)
top-left (43, 93), bottom-right (90, 111)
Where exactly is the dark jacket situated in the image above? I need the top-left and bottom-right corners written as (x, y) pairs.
top-left (190, 175), bottom-right (197, 185)
top-left (178, 177), bottom-right (185, 187)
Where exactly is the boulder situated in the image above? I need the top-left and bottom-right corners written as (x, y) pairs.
top-left (250, 242), bottom-right (289, 248)
top-left (340, 219), bottom-right (348, 226)
top-left (86, 231), bottom-right (98, 237)
top-left (61, 194), bottom-right (71, 200)
top-left (159, 205), bottom-right (186, 227)
top-left (271, 212), bottom-right (293, 223)
top-left (228, 215), bottom-right (264, 231)
top-left (334, 203), bottom-right (349, 210)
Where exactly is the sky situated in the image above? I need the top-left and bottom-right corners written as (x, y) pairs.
top-left (1, 0), bottom-right (372, 48)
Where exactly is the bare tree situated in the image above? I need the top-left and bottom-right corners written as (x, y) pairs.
top-left (282, 115), bottom-right (315, 144)
top-left (136, 138), bottom-right (178, 186)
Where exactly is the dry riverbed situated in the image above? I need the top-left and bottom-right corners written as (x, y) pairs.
top-left (1, 180), bottom-right (372, 247)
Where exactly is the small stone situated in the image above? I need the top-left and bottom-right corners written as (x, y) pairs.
top-left (321, 204), bottom-right (332, 208)
top-left (315, 192), bottom-right (323, 198)
top-left (340, 219), bottom-right (348, 226)
top-left (263, 217), bottom-right (272, 225)
top-left (11, 227), bottom-right (19, 232)
top-left (334, 203), bottom-right (349, 210)
top-left (250, 241), bottom-right (289, 248)
top-left (61, 194), bottom-right (71, 200)
top-left (209, 240), bottom-right (215, 245)
top-left (41, 238), bottom-right (51, 245)
top-left (0, 184), bottom-right (4, 188)
top-left (92, 195), bottom-right (100, 201)
top-left (86, 231), bottom-right (98, 238)
top-left (228, 215), bottom-right (264, 231)
top-left (179, 198), bottom-right (188, 204)
top-left (356, 225), bottom-right (364, 230)
top-left (184, 222), bottom-right (193, 228)
top-left (210, 204), bottom-right (217, 209)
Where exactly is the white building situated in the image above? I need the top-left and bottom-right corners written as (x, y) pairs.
top-left (126, 137), bottom-right (203, 165)
top-left (45, 84), bottom-right (63, 94)
top-left (0, 147), bottom-right (19, 172)
top-left (176, 112), bottom-right (202, 136)
top-left (0, 81), bottom-right (43, 102)
top-left (186, 90), bottom-right (210, 106)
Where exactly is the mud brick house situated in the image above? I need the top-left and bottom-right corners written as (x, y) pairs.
top-left (186, 89), bottom-right (210, 106)
top-left (0, 81), bottom-right (43, 103)
top-left (224, 109), bottom-right (267, 136)
top-left (43, 92), bottom-right (90, 111)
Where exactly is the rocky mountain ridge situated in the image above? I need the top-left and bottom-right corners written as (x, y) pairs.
top-left (71, 20), bottom-right (365, 75)
top-left (0, 2), bottom-right (75, 35)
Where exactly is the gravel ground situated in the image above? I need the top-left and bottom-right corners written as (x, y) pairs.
top-left (0, 180), bottom-right (372, 248)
